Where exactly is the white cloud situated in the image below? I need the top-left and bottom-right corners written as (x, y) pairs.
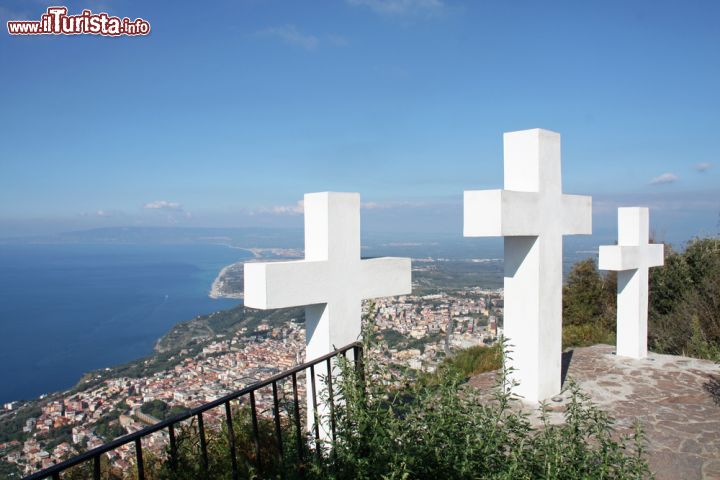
top-left (649, 173), bottom-right (678, 185)
top-left (144, 200), bottom-right (183, 210)
top-left (593, 189), bottom-right (719, 213)
top-left (347, 0), bottom-right (444, 16)
top-left (695, 162), bottom-right (713, 172)
top-left (361, 201), bottom-right (387, 210)
top-left (258, 200), bottom-right (305, 215)
top-left (253, 199), bottom-right (430, 216)
top-left (362, 200), bottom-right (427, 209)
top-left (257, 25), bottom-right (319, 50)
top-left (96, 210), bottom-right (113, 217)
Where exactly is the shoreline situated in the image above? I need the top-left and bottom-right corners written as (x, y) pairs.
top-left (215, 244), bottom-right (262, 258)
top-left (0, 244), bottom-right (250, 406)
top-left (208, 246), bottom-right (303, 300)
top-left (209, 262), bottom-right (244, 300)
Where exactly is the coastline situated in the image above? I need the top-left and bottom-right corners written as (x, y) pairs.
top-left (215, 244), bottom-right (262, 258)
top-left (0, 243), bottom-right (248, 405)
top-left (209, 262), bottom-right (244, 299)
top-left (3, 245), bottom-right (287, 404)
top-left (208, 246), bottom-right (303, 300)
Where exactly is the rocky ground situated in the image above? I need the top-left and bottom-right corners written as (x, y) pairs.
top-left (469, 345), bottom-right (720, 480)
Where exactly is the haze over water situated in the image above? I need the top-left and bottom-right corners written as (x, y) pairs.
top-left (0, 227), bottom-right (688, 405)
top-left (0, 244), bottom-right (249, 404)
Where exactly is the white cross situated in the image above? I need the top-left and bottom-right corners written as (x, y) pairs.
top-left (244, 192), bottom-right (411, 434)
top-left (598, 207), bottom-right (663, 359)
top-left (464, 128), bottom-right (592, 402)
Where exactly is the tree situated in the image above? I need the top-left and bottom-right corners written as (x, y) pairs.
top-left (649, 243), bottom-right (691, 318)
top-left (562, 259), bottom-right (616, 348)
top-left (649, 237), bottom-right (720, 360)
top-left (563, 259), bottom-right (606, 326)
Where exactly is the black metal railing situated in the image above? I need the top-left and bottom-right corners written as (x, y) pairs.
top-left (24, 342), bottom-right (363, 480)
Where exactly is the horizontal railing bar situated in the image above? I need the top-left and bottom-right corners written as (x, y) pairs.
top-left (23, 342), bottom-right (361, 480)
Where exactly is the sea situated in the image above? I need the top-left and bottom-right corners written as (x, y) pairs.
top-left (0, 233), bottom-right (626, 405)
top-left (0, 243), bottom-right (250, 404)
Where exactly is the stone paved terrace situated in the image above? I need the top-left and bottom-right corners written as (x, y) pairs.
top-left (468, 345), bottom-right (720, 480)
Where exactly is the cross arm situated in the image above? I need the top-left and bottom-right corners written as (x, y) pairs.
top-left (244, 260), bottom-right (329, 309)
top-left (598, 244), bottom-right (664, 271)
top-left (358, 257), bottom-right (412, 300)
top-left (464, 189), bottom-right (542, 237)
top-left (560, 194), bottom-right (592, 235)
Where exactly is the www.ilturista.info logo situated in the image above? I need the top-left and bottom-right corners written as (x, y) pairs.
top-left (7, 6), bottom-right (150, 36)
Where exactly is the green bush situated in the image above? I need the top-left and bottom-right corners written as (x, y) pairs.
top-left (125, 320), bottom-right (651, 480)
top-left (562, 237), bottom-right (720, 360)
top-left (649, 237), bottom-right (720, 360)
top-left (441, 343), bottom-right (502, 377)
top-left (562, 258), bottom-right (616, 348)
top-left (311, 332), bottom-right (651, 480)
top-left (563, 322), bottom-right (615, 349)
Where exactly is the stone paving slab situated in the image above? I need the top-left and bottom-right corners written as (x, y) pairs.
top-left (468, 345), bottom-right (720, 480)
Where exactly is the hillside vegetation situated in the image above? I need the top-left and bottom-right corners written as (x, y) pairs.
top-left (563, 236), bottom-right (720, 361)
top-left (62, 332), bottom-right (650, 480)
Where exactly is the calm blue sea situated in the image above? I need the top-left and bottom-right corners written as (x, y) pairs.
top-left (0, 244), bottom-right (250, 404)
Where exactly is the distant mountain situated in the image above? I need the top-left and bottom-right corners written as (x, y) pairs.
top-left (0, 226), bottom-right (304, 248)
top-left (0, 225), bottom-right (616, 262)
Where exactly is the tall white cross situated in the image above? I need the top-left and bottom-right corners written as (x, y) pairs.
top-left (244, 192), bottom-right (411, 434)
top-left (464, 128), bottom-right (592, 402)
top-left (598, 207), bottom-right (664, 359)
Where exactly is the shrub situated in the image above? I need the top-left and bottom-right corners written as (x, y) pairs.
top-left (562, 258), bottom-right (616, 348)
top-left (128, 327), bottom-right (651, 479)
top-left (312, 330), bottom-right (651, 480)
top-left (563, 322), bottom-right (615, 349)
top-left (562, 236), bottom-right (720, 360)
top-left (648, 237), bottom-right (720, 360)
top-left (440, 343), bottom-right (502, 377)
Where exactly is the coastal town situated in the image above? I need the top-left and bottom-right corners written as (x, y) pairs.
top-left (0, 277), bottom-right (503, 476)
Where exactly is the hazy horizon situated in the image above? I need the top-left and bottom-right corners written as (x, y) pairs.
top-left (1, 1), bottom-right (718, 242)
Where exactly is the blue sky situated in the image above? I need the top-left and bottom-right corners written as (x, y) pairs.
top-left (0, 0), bottom-right (718, 241)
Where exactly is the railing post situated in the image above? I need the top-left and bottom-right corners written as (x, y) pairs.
top-left (168, 423), bottom-right (178, 473)
top-left (271, 381), bottom-right (284, 465)
top-left (309, 364), bottom-right (321, 460)
top-left (249, 391), bottom-right (262, 469)
top-left (224, 401), bottom-right (239, 480)
top-left (291, 371), bottom-right (305, 473)
top-left (134, 438), bottom-right (144, 480)
top-left (197, 413), bottom-right (209, 476)
top-left (326, 357), bottom-right (336, 443)
top-left (93, 454), bottom-right (101, 480)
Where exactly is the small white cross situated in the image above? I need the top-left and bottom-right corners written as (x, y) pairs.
top-left (464, 128), bottom-right (592, 402)
top-left (599, 207), bottom-right (664, 359)
top-left (244, 192), bottom-right (411, 433)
